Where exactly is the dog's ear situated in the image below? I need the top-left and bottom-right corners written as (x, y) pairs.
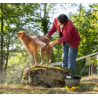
top-left (21, 31), bottom-right (26, 34)
top-left (16, 32), bottom-right (19, 34)
top-left (18, 31), bottom-right (26, 34)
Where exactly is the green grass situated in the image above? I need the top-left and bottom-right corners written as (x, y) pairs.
top-left (0, 75), bottom-right (98, 94)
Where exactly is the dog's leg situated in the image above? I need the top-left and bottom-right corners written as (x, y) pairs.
top-left (26, 48), bottom-right (35, 65)
top-left (32, 49), bottom-right (38, 66)
top-left (28, 44), bottom-right (38, 66)
top-left (30, 52), bottom-right (35, 65)
top-left (49, 48), bottom-right (52, 63)
top-left (45, 46), bottom-right (52, 66)
top-left (46, 51), bottom-right (50, 66)
top-left (40, 48), bottom-right (45, 65)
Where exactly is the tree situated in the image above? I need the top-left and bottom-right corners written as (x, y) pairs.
top-left (0, 3), bottom-right (39, 83)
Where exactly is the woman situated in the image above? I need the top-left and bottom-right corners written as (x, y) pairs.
top-left (45, 14), bottom-right (81, 75)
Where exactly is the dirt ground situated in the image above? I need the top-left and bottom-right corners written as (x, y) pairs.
top-left (0, 75), bottom-right (98, 94)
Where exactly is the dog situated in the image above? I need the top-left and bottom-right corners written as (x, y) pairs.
top-left (16, 31), bottom-right (52, 66)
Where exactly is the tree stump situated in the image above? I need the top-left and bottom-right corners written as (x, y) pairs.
top-left (22, 65), bottom-right (71, 87)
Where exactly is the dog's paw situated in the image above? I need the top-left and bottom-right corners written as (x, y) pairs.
top-left (45, 63), bottom-right (48, 66)
top-left (40, 61), bottom-right (43, 65)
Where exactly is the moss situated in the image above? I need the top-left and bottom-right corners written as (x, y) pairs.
top-left (22, 73), bottom-right (28, 80)
top-left (29, 65), bottom-right (71, 74)
top-left (34, 68), bottom-right (46, 71)
top-left (56, 67), bottom-right (71, 73)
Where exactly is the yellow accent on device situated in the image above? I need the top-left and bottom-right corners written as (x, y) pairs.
top-left (66, 86), bottom-right (79, 89)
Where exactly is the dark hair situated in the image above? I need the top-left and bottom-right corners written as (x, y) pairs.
top-left (58, 14), bottom-right (68, 24)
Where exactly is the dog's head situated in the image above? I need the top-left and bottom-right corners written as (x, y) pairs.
top-left (16, 31), bottom-right (27, 38)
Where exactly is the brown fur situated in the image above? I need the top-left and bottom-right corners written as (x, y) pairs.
top-left (16, 31), bottom-right (52, 66)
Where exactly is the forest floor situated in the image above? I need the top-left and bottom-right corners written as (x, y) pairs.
top-left (0, 74), bottom-right (98, 94)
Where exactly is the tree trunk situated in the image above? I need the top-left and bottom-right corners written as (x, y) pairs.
top-left (44, 3), bottom-right (47, 19)
top-left (79, 3), bottom-right (82, 16)
top-left (3, 39), bottom-right (10, 83)
top-left (0, 3), bottom-right (4, 83)
top-left (41, 3), bottom-right (49, 35)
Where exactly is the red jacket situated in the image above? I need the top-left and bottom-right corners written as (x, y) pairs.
top-left (45, 17), bottom-right (81, 50)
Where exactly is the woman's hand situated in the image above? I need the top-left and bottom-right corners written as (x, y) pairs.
top-left (49, 40), bottom-right (59, 47)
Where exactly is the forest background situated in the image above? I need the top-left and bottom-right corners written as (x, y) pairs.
top-left (0, 3), bottom-right (98, 84)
